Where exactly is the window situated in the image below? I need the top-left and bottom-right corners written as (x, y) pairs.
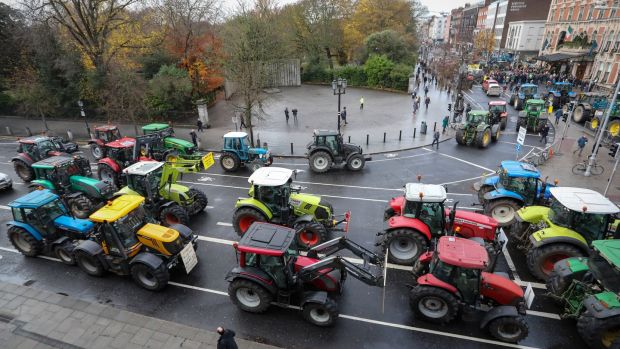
top-left (578, 6), bottom-right (584, 21)
top-left (598, 8), bottom-right (605, 19)
top-left (604, 62), bottom-right (613, 83)
top-left (559, 8), bottom-right (564, 20)
top-left (568, 7), bottom-right (573, 21)
top-left (606, 31), bottom-right (614, 52)
top-left (588, 6), bottom-right (594, 20)
top-left (612, 8), bottom-right (618, 18)
top-left (12, 208), bottom-right (23, 222)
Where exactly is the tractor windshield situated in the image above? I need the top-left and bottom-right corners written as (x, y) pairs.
top-left (521, 86), bottom-right (536, 95)
top-left (490, 105), bottom-right (506, 113)
top-left (37, 140), bottom-right (55, 154)
top-left (430, 254), bottom-right (454, 284)
top-left (498, 174), bottom-right (535, 194)
top-left (112, 206), bottom-right (144, 248)
top-left (588, 253), bottom-right (620, 293)
top-left (468, 114), bottom-right (485, 124)
top-left (40, 200), bottom-right (67, 221)
top-left (572, 212), bottom-right (609, 241)
top-left (548, 198), bottom-right (572, 227)
top-left (528, 104), bottom-right (543, 112)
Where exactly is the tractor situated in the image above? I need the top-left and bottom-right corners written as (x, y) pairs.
top-left (219, 132), bottom-right (272, 172)
top-left (509, 83), bottom-right (539, 110)
top-left (226, 222), bottom-right (383, 326)
top-left (6, 189), bottom-right (94, 265)
top-left (378, 182), bottom-right (502, 265)
top-left (115, 154), bottom-right (213, 226)
top-left (140, 123), bottom-right (200, 160)
top-left (232, 167), bottom-right (348, 249)
top-left (409, 236), bottom-right (529, 343)
top-left (73, 195), bottom-right (198, 291)
top-left (12, 135), bottom-right (70, 182)
top-left (88, 124), bottom-right (133, 160)
top-left (488, 101), bottom-right (508, 130)
top-left (306, 130), bottom-right (371, 173)
top-left (474, 160), bottom-right (555, 226)
top-left (510, 187), bottom-right (620, 280)
top-left (96, 137), bottom-right (137, 188)
top-left (548, 81), bottom-right (577, 108)
top-left (30, 156), bottom-right (114, 218)
top-left (517, 99), bottom-right (548, 132)
top-left (455, 110), bottom-right (501, 148)
top-left (50, 136), bottom-right (79, 154)
top-left (571, 92), bottom-right (611, 124)
top-left (547, 239), bottom-right (620, 349)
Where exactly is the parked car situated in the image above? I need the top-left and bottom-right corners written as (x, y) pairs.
top-left (0, 172), bottom-right (12, 191)
top-left (486, 83), bottom-right (503, 97)
top-left (482, 79), bottom-right (498, 92)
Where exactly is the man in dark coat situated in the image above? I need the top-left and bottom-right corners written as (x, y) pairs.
top-left (217, 327), bottom-right (238, 349)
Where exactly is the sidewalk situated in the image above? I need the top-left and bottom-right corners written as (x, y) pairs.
top-left (0, 281), bottom-right (280, 349)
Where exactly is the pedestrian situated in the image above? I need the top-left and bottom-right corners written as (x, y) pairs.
top-left (216, 327), bottom-right (238, 349)
top-left (574, 134), bottom-right (588, 156)
top-left (359, 97), bottom-right (364, 110)
top-left (431, 130), bottom-right (440, 149)
top-left (292, 108), bottom-right (298, 122)
top-left (284, 107), bottom-right (289, 123)
top-left (341, 107), bottom-right (348, 125)
top-left (425, 96), bottom-right (430, 110)
top-left (442, 115), bottom-right (449, 134)
top-left (554, 108), bottom-right (563, 125)
top-left (424, 86), bottom-right (429, 96)
top-left (239, 114), bottom-right (247, 130)
top-left (196, 119), bottom-right (204, 132)
top-left (189, 129), bottom-right (198, 147)
top-left (412, 90), bottom-right (417, 100)
top-left (539, 124), bottom-right (549, 144)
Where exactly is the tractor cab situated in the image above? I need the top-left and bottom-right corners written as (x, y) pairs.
top-left (492, 161), bottom-right (551, 204)
top-left (122, 161), bottom-right (166, 200)
top-left (247, 167), bottom-right (298, 221)
top-left (142, 123), bottom-right (174, 137)
top-left (94, 125), bottom-right (122, 143)
top-left (17, 136), bottom-right (63, 161)
top-left (106, 138), bottom-right (136, 164)
top-left (524, 99), bottom-right (545, 115)
top-left (311, 130), bottom-right (346, 156)
top-left (488, 101), bottom-right (507, 129)
top-left (136, 125), bottom-right (198, 161)
top-left (31, 155), bottom-right (91, 190)
top-left (401, 182), bottom-right (449, 234)
top-left (518, 99), bottom-right (548, 132)
top-left (466, 111), bottom-right (489, 126)
top-left (220, 132), bottom-right (271, 172)
top-left (306, 130), bottom-right (368, 172)
top-left (519, 83), bottom-right (539, 99)
top-left (549, 82), bottom-right (576, 107)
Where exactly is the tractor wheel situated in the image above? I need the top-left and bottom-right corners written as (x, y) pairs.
top-left (188, 188), bottom-right (208, 215)
top-left (477, 185), bottom-right (494, 204)
top-left (509, 95), bottom-right (515, 105)
top-left (409, 285), bottom-right (459, 324)
top-left (515, 118), bottom-right (523, 132)
top-left (346, 153), bottom-right (365, 171)
top-left (131, 262), bottom-right (169, 291)
top-left (90, 144), bottom-right (104, 160)
top-left (380, 229), bottom-right (429, 265)
top-left (487, 316), bottom-right (529, 343)
top-left (68, 194), bottom-right (94, 219)
top-left (232, 207), bottom-right (267, 236)
top-left (515, 99), bottom-right (523, 111)
top-left (578, 311), bottom-right (620, 349)
top-left (608, 119), bottom-right (620, 137)
top-left (220, 153), bottom-right (241, 172)
top-left (526, 243), bottom-right (585, 281)
top-left (500, 117), bottom-right (507, 130)
top-left (309, 151), bottom-right (332, 173)
top-left (590, 115), bottom-right (601, 132)
top-left (249, 160), bottom-right (263, 173)
top-left (573, 105), bottom-right (586, 123)
top-left (294, 221), bottom-right (328, 250)
top-left (546, 269), bottom-right (573, 297)
top-left (476, 128), bottom-right (492, 148)
top-left (54, 241), bottom-right (76, 265)
top-left (74, 250), bottom-right (105, 276)
top-left (13, 160), bottom-right (34, 182)
top-left (159, 205), bottom-right (190, 227)
top-left (228, 278), bottom-right (273, 313)
top-left (485, 199), bottom-right (521, 226)
top-left (302, 298), bottom-right (339, 327)
top-left (455, 129), bottom-right (466, 145)
top-left (492, 126), bottom-right (500, 142)
top-left (8, 226), bottom-right (42, 257)
top-left (98, 163), bottom-right (120, 188)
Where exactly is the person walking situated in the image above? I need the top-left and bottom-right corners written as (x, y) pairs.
top-left (442, 115), bottom-right (449, 134)
top-left (239, 114), bottom-right (247, 130)
top-left (431, 130), bottom-right (440, 149)
top-left (284, 107), bottom-right (289, 123)
top-left (539, 124), bottom-right (550, 144)
top-left (424, 96), bottom-right (430, 110)
top-left (359, 97), bottom-right (364, 110)
top-left (574, 134), bottom-right (588, 156)
top-left (196, 119), bottom-right (204, 132)
top-left (341, 107), bottom-right (348, 125)
top-left (189, 129), bottom-right (198, 147)
top-left (424, 85), bottom-right (429, 97)
top-left (216, 327), bottom-right (238, 349)
top-left (554, 108), bottom-right (563, 125)
top-left (292, 108), bottom-right (298, 122)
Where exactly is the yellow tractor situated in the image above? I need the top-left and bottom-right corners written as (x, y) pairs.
top-left (72, 194), bottom-right (198, 291)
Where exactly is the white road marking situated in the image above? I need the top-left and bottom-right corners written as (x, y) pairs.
top-left (272, 162), bottom-right (307, 166)
top-left (369, 152), bottom-right (433, 163)
top-left (0, 246), bottom-right (17, 253)
top-left (216, 222), bottom-right (233, 227)
top-left (168, 282), bottom-right (229, 296)
top-left (206, 206), bottom-right (214, 209)
top-left (499, 141), bottom-right (537, 149)
top-left (422, 148), bottom-right (494, 172)
top-left (0, 205), bottom-right (10, 210)
top-left (441, 175), bottom-right (491, 185)
top-left (526, 310), bottom-right (561, 320)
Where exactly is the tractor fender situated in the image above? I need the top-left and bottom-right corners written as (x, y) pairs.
top-left (483, 188), bottom-right (524, 202)
top-left (293, 214), bottom-right (315, 225)
top-left (64, 191), bottom-right (84, 199)
top-left (416, 274), bottom-right (458, 294)
top-left (6, 221), bottom-right (43, 241)
top-left (476, 124), bottom-right (489, 132)
top-left (168, 223), bottom-right (194, 240)
top-left (515, 205), bottom-right (550, 224)
top-left (30, 180), bottom-right (55, 191)
top-left (583, 293), bottom-right (620, 319)
top-left (301, 291), bottom-right (329, 307)
top-left (345, 151), bottom-right (362, 162)
top-left (480, 305), bottom-right (520, 329)
top-left (477, 175), bottom-right (499, 188)
top-left (51, 236), bottom-right (72, 247)
top-left (309, 146), bottom-right (334, 159)
top-left (225, 266), bottom-right (278, 295)
top-left (88, 139), bottom-right (104, 147)
top-left (97, 158), bottom-right (120, 173)
top-left (529, 229), bottom-right (589, 253)
top-left (235, 198), bottom-right (273, 219)
top-left (11, 153), bottom-right (33, 166)
top-left (386, 215), bottom-right (432, 241)
top-left (73, 240), bottom-right (106, 266)
top-left (130, 252), bottom-right (165, 270)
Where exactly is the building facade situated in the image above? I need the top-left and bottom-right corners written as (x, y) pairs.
top-left (449, 7), bottom-right (464, 44)
top-left (429, 13), bottom-right (449, 42)
top-left (477, 5), bottom-right (489, 33)
top-left (461, 4), bottom-right (481, 43)
top-left (484, 0), bottom-right (551, 49)
top-left (506, 20), bottom-right (546, 55)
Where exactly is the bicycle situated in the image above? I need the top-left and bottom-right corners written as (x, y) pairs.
top-left (572, 159), bottom-right (604, 176)
top-left (524, 147), bottom-right (551, 166)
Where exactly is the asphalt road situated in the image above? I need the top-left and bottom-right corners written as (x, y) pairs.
top-left (0, 88), bottom-right (583, 349)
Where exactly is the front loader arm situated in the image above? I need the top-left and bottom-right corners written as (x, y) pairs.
top-left (299, 256), bottom-right (384, 287)
top-left (306, 236), bottom-right (382, 265)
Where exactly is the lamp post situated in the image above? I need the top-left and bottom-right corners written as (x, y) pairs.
top-left (332, 78), bottom-right (347, 133)
top-left (77, 100), bottom-right (91, 138)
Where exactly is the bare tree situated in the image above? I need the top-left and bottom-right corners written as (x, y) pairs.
top-left (100, 67), bottom-right (147, 135)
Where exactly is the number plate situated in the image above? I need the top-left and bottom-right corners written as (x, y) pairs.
top-left (201, 152), bottom-right (215, 170)
top-left (524, 283), bottom-right (535, 309)
top-left (180, 243), bottom-right (198, 274)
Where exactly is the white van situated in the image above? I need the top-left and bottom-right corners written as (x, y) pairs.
top-left (486, 83), bottom-right (502, 97)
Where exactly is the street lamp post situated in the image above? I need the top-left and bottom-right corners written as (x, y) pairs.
top-left (78, 100), bottom-right (91, 138)
top-left (332, 78), bottom-right (347, 133)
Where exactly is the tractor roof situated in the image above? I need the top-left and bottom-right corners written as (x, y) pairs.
top-left (500, 161), bottom-right (540, 178)
top-left (550, 187), bottom-right (619, 214)
top-left (89, 195), bottom-right (145, 223)
top-left (123, 161), bottom-right (163, 175)
top-left (521, 83), bottom-right (537, 88)
top-left (142, 123), bottom-right (170, 132)
top-left (248, 167), bottom-right (293, 186)
top-left (313, 129), bottom-right (339, 136)
top-left (592, 240), bottom-right (620, 267)
top-left (163, 137), bottom-right (195, 148)
top-left (224, 132), bottom-right (248, 138)
top-left (9, 189), bottom-right (58, 209)
top-left (236, 222), bottom-right (295, 256)
top-left (106, 137), bottom-right (135, 149)
top-left (95, 125), bottom-right (119, 131)
top-left (437, 236), bottom-right (489, 269)
top-left (31, 155), bottom-right (74, 169)
top-left (526, 99), bottom-right (546, 105)
top-left (554, 81), bottom-right (572, 86)
top-left (489, 101), bottom-right (506, 106)
top-left (405, 183), bottom-right (447, 202)
top-left (18, 135), bottom-right (50, 144)
top-left (486, 79), bottom-right (497, 83)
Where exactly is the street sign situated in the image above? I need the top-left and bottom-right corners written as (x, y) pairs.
top-left (517, 126), bottom-right (527, 145)
top-left (524, 283), bottom-right (535, 309)
top-left (515, 143), bottom-right (521, 152)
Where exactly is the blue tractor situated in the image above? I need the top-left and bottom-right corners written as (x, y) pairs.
top-left (473, 161), bottom-right (555, 226)
top-left (7, 189), bottom-right (94, 265)
top-left (547, 82), bottom-right (577, 108)
top-left (219, 132), bottom-right (272, 172)
top-left (509, 83), bottom-right (540, 110)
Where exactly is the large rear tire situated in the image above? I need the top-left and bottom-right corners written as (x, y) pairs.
top-left (455, 129), bottom-right (466, 145)
top-left (608, 118), bottom-right (620, 137)
top-left (346, 153), bottom-right (365, 171)
top-left (220, 153), bottom-right (241, 172)
top-left (515, 99), bottom-right (523, 111)
top-left (54, 241), bottom-right (76, 265)
top-left (188, 188), bottom-right (208, 215)
top-left (74, 250), bottom-right (105, 276)
top-left (302, 298), bottom-right (339, 327)
top-left (294, 221), bottom-right (328, 250)
top-left (131, 262), bottom-right (169, 291)
top-left (228, 279), bottom-right (272, 313)
top-left (492, 126), bottom-right (500, 142)
top-left (8, 226), bottom-right (42, 257)
top-left (485, 199), bottom-right (521, 226)
top-left (500, 117), bottom-right (507, 130)
top-left (232, 207), bottom-right (267, 236)
top-left (409, 285), bottom-right (459, 324)
top-left (68, 194), bottom-right (94, 219)
top-left (526, 243), bottom-right (585, 281)
top-left (476, 128), bottom-right (491, 148)
top-left (578, 311), bottom-right (620, 349)
top-left (380, 229), bottom-right (429, 265)
top-left (309, 151), bottom-right (332, 173)
top-left (573, 105), bottom-right (586, 123)
top-left (159, 204), bottom-right (190, 227)
top-left (98, 163), bottom-right (120, 188)
top-left (487, 316), bottom-right (529, 343)
top-left (13, 160), bottom-right (34, 182)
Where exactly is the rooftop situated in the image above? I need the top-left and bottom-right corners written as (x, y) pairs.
top-left (500, 160), bottom-right (540, 178)
top-left (248, 167), bottom-right (293, 187)
top-left (313, 129), bottom-right (339, 136)
top-left (489, 101), bottom-right (506, 106)
top-left (89, 195), bottom-right (145, 223)
top-left (405, 183), bottom-right (447, 202)
top-left (236, 222), bottom-right (295, 257)
top-left (31, 155), bottom-right (74, 169)
top-left (437, 236), bottom-right (489, 269)
top-left (106, 137), bottom-right (135, 149)
top-left (18, 136), bottom-right (50, 144)
top-left (95, 125), bottom-right (119, 131)
top-left (9, 189), bottom-right (58, 209)
top-left (123, 161), bottom-right (163, 175)
top-left (224, 132), bottom-right (248, 138)
top-left (592, 239), bottom-right (620, 267)
top-left (550, 187), bottom-right (619, 214)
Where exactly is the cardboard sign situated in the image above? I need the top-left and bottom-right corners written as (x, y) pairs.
top-left (180, 243), bottom-right (198, 274)
top-left (201, 152), bottom-right (215, 170)
top-left (517, 126), bottom-right (527, 145)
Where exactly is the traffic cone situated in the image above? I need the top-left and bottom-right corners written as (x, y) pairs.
top-left (548, 147), bottom-right (553, 159)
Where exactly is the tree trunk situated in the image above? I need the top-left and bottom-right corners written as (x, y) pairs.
top-left (245, 105), bottom-right (254, 146)
top-left (325, 47), bottom-right (334, 70)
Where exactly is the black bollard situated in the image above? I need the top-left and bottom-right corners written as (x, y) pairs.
top-left (366, 134), bottom-right (369, 145)
top-left (348, 136), bottom-right (351, 143)
top-left (383, 132), bottom-right (386, 143)
top-left (399, 130), bottom-right (402, 141)
top-left (413, 128), bottom-right (416, 138)
top-left (290, 143), bottom-right (294, 154)
top-left (434, 122), bottom-right (437, 132)
top-left (25, 127), bottom-right (32, 136)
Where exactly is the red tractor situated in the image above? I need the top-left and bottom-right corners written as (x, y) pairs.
top-left (379, 182), bottom-right (501, 265)
top-left (12, 136), bottom-right (70, 181)
top-left (226, 222), bottom-right (384, 326)
top-left (488, 101), bottom-right (508, 130)
top-left (409, 236), bottom-right (529, 343)
top-left (96, 138), bottom-right (137, 187)
top-left (88, 125), bottom-right (130, 160)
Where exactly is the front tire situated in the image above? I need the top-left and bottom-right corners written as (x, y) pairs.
top-left (13, 160), bottom-right (34, 182)
top-left (573, 105), bottom-right (586, 123)
top-left (309, 151), bottom-right (332, 173)
top-left (526, 243), bottom-right (584, 280)
top-left (232, 207), bottom-right (267, 236)
top-left (380, 229), bottom-right (429, 265)
top-left (54, 241), bottom-right (76, 265)
top-left (485, 199), bottom-right (521, 226)
top-left (188, 188), bottom-right (208, 215)
top-left (476, 128), bottom-right (491, 148)
top-left (487, 316), bottom-right (529, 343)
top-left (409, 285), bottom-right (459, 324)
top-left (68, 194), bottom-right (94, 219)
top-left (578, 311), bottom-right (620, 349)
top-left (500, 117), bottom-right (507, 130)
top-left (8, 226), bottom-right (42, 257)
top-left (302, 298), bottom-right (339, 327)
top-left (346, 153), bottom-right (365, 171)
top-left (75, 250), bottom-right (105, 276)
top-left (131, 262), bottom-right (169, 291)
top-left (228, 279), bottom-right (273, 313)
top-left (294, 221), bottom-right (328, 250)
top-left (90, 144), bottom-right (104, 160)
top-left (159, 204), bottom-right (190, 227)
top-left (455, 129), bottom-right (466, 145)
top-left (608, 118), bottom-right (620, 137)
top-left (220, 152), bottom-right (241, 172)
top-left (98, 163), bottom-right (120, 188)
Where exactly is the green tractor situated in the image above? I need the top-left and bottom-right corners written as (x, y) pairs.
top-left (510, 187), bottom-right (620, 280)
top-left (140, 123), bottom-right (202, 161)
top-left (455, 110), bottom-right (501, 148)
top-left (516, 99), bottom-right (548, 132)
top-left (115, 153), bottom-right (214, 226)
top-left (546, 240), bottom-right (620, 349)
top-left (30, 156), bottom-right (114, 218)
top-left (232, 167), bottom-right (349, 249)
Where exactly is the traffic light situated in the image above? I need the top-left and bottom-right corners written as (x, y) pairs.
top-left (562, 112), bottom-right (568, 122)
top-left (610, 143), bottom-right (620, 159)
top-left (448, 103), bottom-right (452, 111)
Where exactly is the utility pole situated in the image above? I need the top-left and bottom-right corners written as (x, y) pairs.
top-left (332, 78), bottom-right (347, 134)
top-left (604, 143), bottom-right (620, 196)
